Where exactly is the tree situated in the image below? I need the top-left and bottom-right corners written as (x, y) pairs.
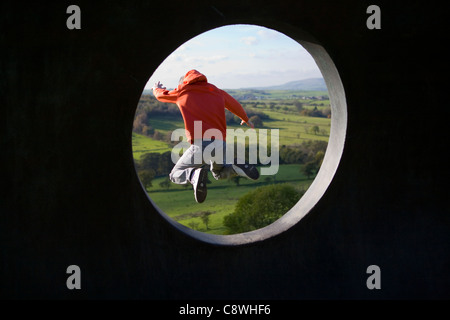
top-left (138, 169), bottom-right (155, 190)
top-left (223, 184), bottom-right (303, 234)
top-left (301, 150), bottom-right (324, 179)
top-left (315, 151), bottom-right (325, 167)
top-left (139, 151), bottom-right (173, 177)
top-left (249, 115), bottom-right (263, 128)
top-left (322, 107), bottom-right (331, 118)
top-left (152, 130), bottom-right (164, 141)
top-left (301, 161), bottom-right (317, 179)
top-left (294, 101), bottom-right (304, 112)
top-left (142, 125), bottom-right (154, 136)
top-left (159, 177), bottom-right (171, 189)
top-left (158, 151), bottom-right (173, 176)
top-left (140, 152), bottom-right (161, 173)
top-left (311, 125), bottom-right (320, 135)
top-left (200, 211), bottom-right (212, 230)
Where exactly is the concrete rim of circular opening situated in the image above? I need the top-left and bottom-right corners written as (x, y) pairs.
top-left (143, 27), bottom-right (347, 246)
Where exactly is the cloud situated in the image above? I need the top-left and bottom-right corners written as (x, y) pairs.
top-left (145, 24), bottom-right (323, 90)
top-left (185, 55), bottom-right (228, 64)
top-left (240, 36), bottom-right (258, 46)
top-left (257, 29), bottom-right (280, 39)
top-left (165, 52), bottom-right (228, 64)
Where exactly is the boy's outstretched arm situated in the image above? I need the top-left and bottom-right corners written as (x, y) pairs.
top-left (152, 81), bottom-right (179, 103)
top-left (222, 89), bottom-right (251, 126)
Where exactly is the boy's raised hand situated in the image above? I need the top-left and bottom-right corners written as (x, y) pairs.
top-left (240, 120), bottom-right (255, 129)
top-left (152, 81), bottom-right (166, 90)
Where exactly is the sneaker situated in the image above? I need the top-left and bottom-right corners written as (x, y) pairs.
top-left (232, 163), bottom-right (260, 180)
top-left (191, 168), bottom-right (208, 203)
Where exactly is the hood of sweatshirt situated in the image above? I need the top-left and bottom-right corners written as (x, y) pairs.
top-left (182, 69), bottom-right (208, 85)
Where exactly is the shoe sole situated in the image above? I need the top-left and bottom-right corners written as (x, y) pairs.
top-left (232, 164), bottom-right (260, 180)
top-left (194, 168), bottom-right (208, 203)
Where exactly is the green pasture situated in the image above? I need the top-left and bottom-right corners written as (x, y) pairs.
top-left (146, 164), bottom-right (314, 235)
top-left (256, 109), bottom-right (330, 145)
top-left (132, 133), bottom-right (173, 160)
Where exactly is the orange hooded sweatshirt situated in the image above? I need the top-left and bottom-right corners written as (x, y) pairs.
top-left (153, 69), bottom-right (249, 143)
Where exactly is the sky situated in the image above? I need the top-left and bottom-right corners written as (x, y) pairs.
top-left (145, 24), bottom-right (323, 90)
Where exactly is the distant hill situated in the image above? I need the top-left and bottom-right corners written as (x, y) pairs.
top-left (247, 78), bottom-right (327, 91)
top-left (142, 77), bottom-right (327, 95)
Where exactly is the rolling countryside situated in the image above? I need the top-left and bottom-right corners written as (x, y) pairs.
top-left (133, 83), bottom-right (330, 235)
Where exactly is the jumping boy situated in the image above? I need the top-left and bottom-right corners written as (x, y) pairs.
top-left (152, 69), bottom-right (259, 203)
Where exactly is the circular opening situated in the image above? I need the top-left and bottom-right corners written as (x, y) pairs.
top-left (132, 24), bottom-right (346, 245)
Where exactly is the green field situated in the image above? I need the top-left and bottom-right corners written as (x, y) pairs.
top-left (146, 164), bottom-right (314, 235)
top-left (132, 89), bottom-right (330, 234)
top-left (253, 109), bottom-right (330, 144)
top-left (132, 132), bottom-right (173, 160)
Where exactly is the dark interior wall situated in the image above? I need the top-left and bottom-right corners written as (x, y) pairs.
top-left (1, 0), bottom-right (449, 299)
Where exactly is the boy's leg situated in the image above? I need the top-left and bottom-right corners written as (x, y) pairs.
top-left (169, 144), bottom-right (203, 185)
top-left (190, 167), bottom-right (208, 203)
top-left (210, 161), bottom-right (234, 180)
top-left (211, 162), bottom-right (259, 181)
top-left (232, 163), bottom-right (260, 180)
top-left (169, 143), bottom-right (208, 203)
top-left (208, 141), bottom-right (260, 181)
top-left (206, 141), bottom-right (234, 180)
